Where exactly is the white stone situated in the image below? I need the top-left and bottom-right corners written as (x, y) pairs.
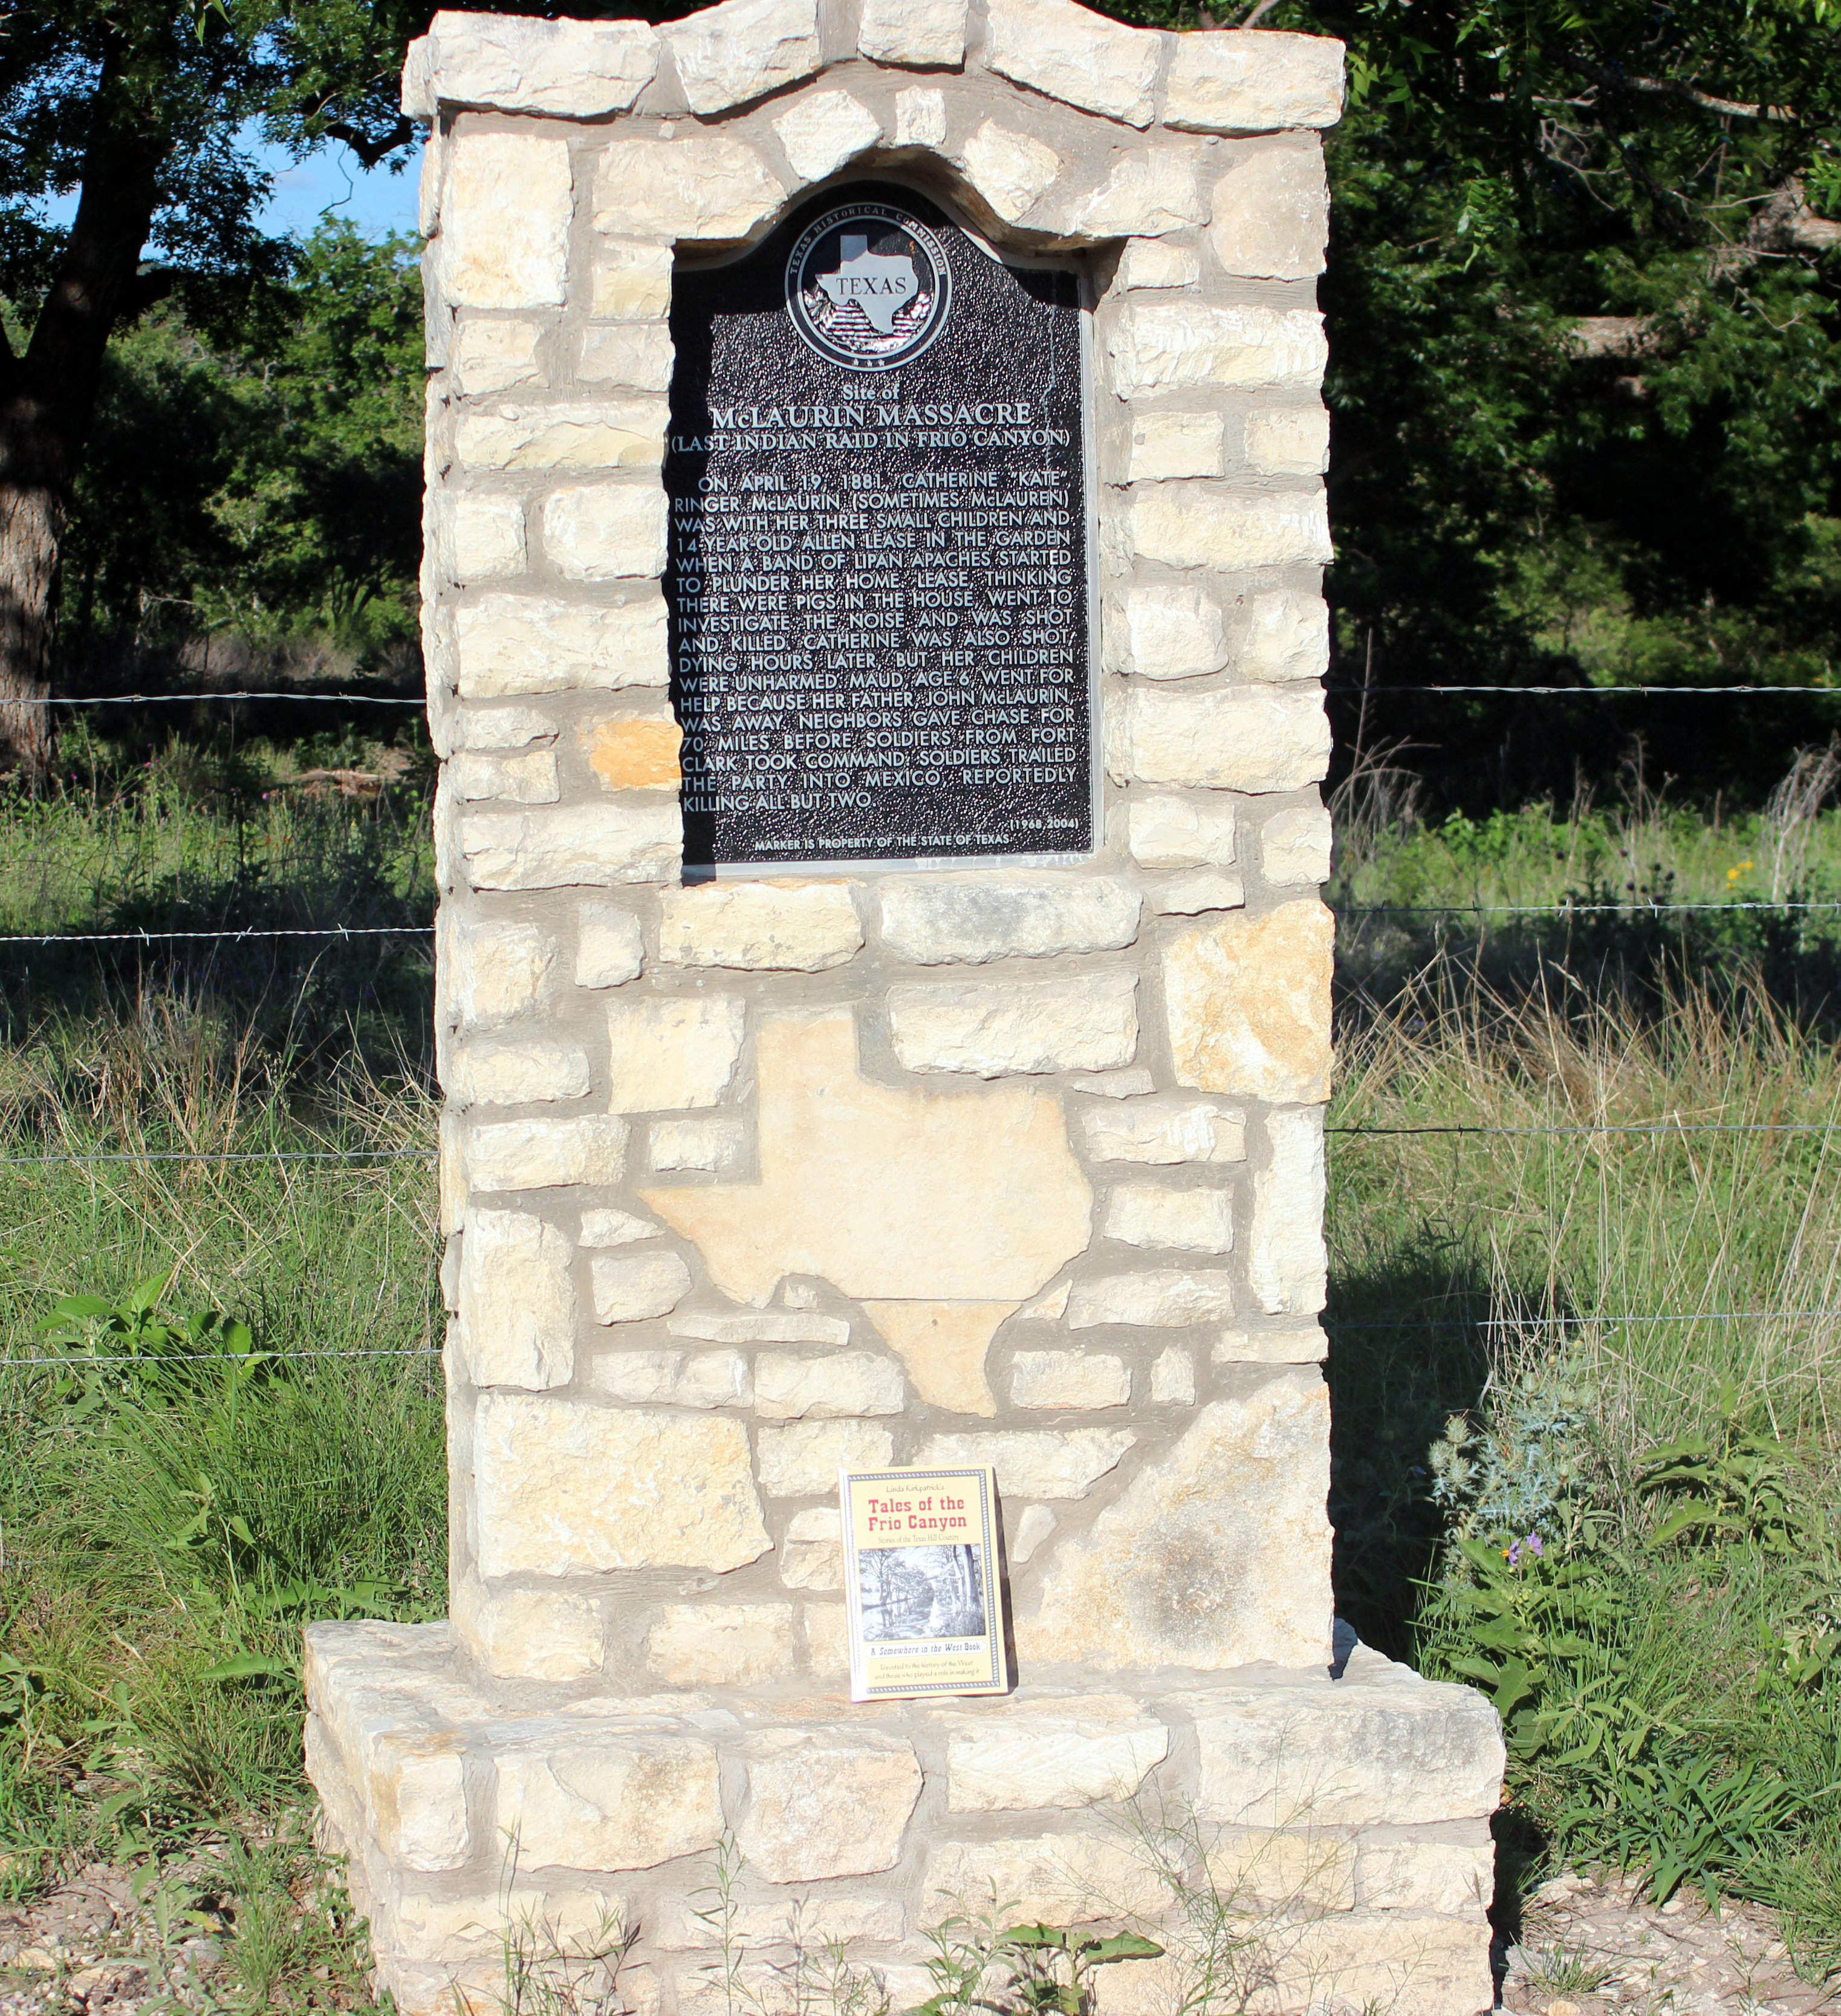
top-left (955, 122), bottom-right (1060, 224)
top-left (474, 1397), bottom-right (770, 1575)
top-left (450, 1039), bottom-right (590, 1107)
top-left (1245, 404), bottom-right (1331, 476)
top-left (1070, 151), bottom-right (1206, 236)
top-left (459, 1208), bottom-right (574, 1388)
top-left (593, 239), bottom-right (673, 321)
top-left (664, 0), bottom-right (820, 112)
top-left (755, 1351), bottom-right (904, 1419)
top-left (577, 323), bottom-right (674, 392)
top-left (450, 749), bottom-right (558, 804)
top-left (464, 1116), bottom-right (628, 1192)
top-left (916, 1429), bottom-right (1133, 1499)
top-left (591, 1248), bottom-right (693, 1323)
top-left (779, 1506), bottom-right (843, 1589)
top-left (542, 484), bottom-right (668, 584)
top-left (773, 91), bottom-right (882, 183)
top-left (1250, 1107), bottom-right (1326, 1316)
top-left (1354, 1827), bottom-right (1496, 1913)
top-left (453, 1581), bottom-right (604, 1683)
top-left (1106, 302), bottom-right (1325, 397)
top-left (579, 1205), bottom-right (660, 1247)
top-left (649, 1117), bottom-right (744, 1173)
top-left (1149, 868), bottom-right (1246, 914)
top-left (860, 0), bottom-right (966, 67)
top-left (1259, 804), bottom-right (1333, 885)
top-left (1131, 484), bottom-right (1333, 572)
top-left (1149, 1345), bottom-right (1196, 1404)
top-left (878, 874), bottom-right (1140, 964)
top-left (588, 1348), bottom-right (751, 1407)
top-left (456, 402), bottom-right (665, 473)
top-left (1079, 1098), bottom-right (1245, 1164)
top-left (1009, 1351), bottom-right (1131, 1410)
top-left (1127, 411), bottom-right (1224, 482)
top-left (645, 1603), bottom-right (797, 1686)
top-left (651, 1892), bottom-right (901, 1952)
top-left (443, 913), bottom-right (557, 1030)
top-left (1162, 903), bottom-right (1334, 1102)
top-left (888, 971), bottom-right (1138, 1076)
top-left (1232, 587), bottom-right (1331, 681)
top-left (412, 15), bottom-right (659, 117)
top-left (1210, 143), bottom-right (1330, 279)
top-left (606, 993), bottom-right (745, 1111)
top-left (894, 88), bottom-right (948, 147)
top-left (437, 135), bottom-right (572, 310)
top-left (657, 883), bottom-right (862, 971)
top-left (758, 1419), bottom-right (895, 1496)
top-left (1124, 686), bottom-right (1331, 793)
top-left (450, 317), bottom-right (545, 397)
top-left (1067, 1270), bottom-right (1236, 1327)
top-left (1108, 582), bottom-right (1226, 680)
top-left (447, 492), bottom-right (526, 580)
top-left (669, 1308), bottom-right (852, 1345)
top-left (1020, 1279), bottom-right (1073, 1319)
top-left (455, 704), bottom-right (553, 752)
top-left (735, 1731), bottom-right (924, 1882)
top-left (944, 1699), bottom-right (1167, 1810)
top-left (1213, 1325), bottom-right (1328, 1364)
top-left (984, 0), bottom-right (1161, 126)
top-left (1104, 1184), bottom-right (1234, 1253)
top-left (1127, 793), bottom-right (1237, 869)
top-left (1116, 239), bottom-right (1200, 290)
top-left (455, 594), bottom-right (666, 697)
top-left (922, 1836), bottom-right (1167, 1925)
top-left (593, 137), bottom-right (785, 241)
top-left (1164, 31), bottom-right (1347, 134)
top-left (1008, 1504), bottom-right (1056, 1561)
top-left (495, 1732), bottom-right (722, 1871)
top-left (576, 904), bottom-right (646, 987)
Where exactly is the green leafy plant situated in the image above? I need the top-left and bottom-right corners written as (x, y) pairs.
top-left (34, 1268), bottom-right (270, 1415)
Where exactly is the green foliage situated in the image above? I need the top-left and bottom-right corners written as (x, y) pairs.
top-left (906, 1910), bottom-right (1161, 2016)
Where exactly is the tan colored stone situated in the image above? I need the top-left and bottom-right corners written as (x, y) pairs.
top-left (779, 1507), bottom-right (843, 1589)
top-left (1070, 151), bottom-right (1206, 237)
top-left (641, 1012), bottom-right (1091, 1304)
top-left (650, 1892), bottom-right (901, 1951)
top-left (1079, 1098), bottom-right (1246, 1164)
top-left (450, 1039), bottom-right (591, 1107)
top-left (1163, 902), bottom-right (1334, 1102)
top-left (1354, 1826), bottom-right (1495, 1912)
top-left (443, 913), bottom-right (557, 1029)
top-left (1009, 1350), bottom-right (1131, 1410)
top-left (459, 1208), bottom-right (575, 1390)
top-left (664, 0), bottom-right (821, 115)
top-left (955, 122), bottom-right (1060, 224)
top-left (1106, 302), bottom-right (1325, 397)
top-left (586, 715), bottom-right (681, 792)
top-left (1127, 793), bottom-right (1238, 868)
top-left (579, 1205), bottom-right (658, 1247)
top-left (1008, 1503), bottom-right (1056, 1561)
top-left (755, 1351), bottom-right (904, 1420)
top-left (1149, 1345), bottom-right (1196, 1404)
top-left (412, 15), bottom-right (658, 117)
top-left (1259, 804), bottom-right (1332, 886)
top-left (860, 0), bottom-right (966, 67)
top-left (474, 1397), bottom-right (770, 1575)
top-left (373, 1740), bottom-right (472, 1873)
top-left (576, 903), bottom-right (646, 985)
top-left (879, 874), bottom-right (1140, 965)
top-left (921, 1836), bottom-right (1167, 1925)
top-left (669, 1307), bottom-right (850, 1345)
top-left (757, 1419), bottom-right (895, 1496)
top-left (657, 883), bottom-right (862, 972)
top-left (587, 1348), bottom-right (750, 1407)
top-left (889, 971), bottom-right (1139, 1076)
top-left (447, 491), bottom-right (527, 580)
top-left (606, 993), bottom-right (746, 1112)
top-left (1210, 143), bottom-right (1330, 280)
top-left (385, 1879), bottom-right (629, 1963)
top-left (544, 483), bottom-right (668, 580)
top-left (449, 748), bottom-right (557, 804)
top-left (730, 1732), bottom-right (921, 1889)
top-left (1104, 1183), bottom-right (1234, 1253)
top-left (1244, 403), bottom-right (1331, 477)
top-left (463, 1116), bottom-right (628, 1192)
top-left (451, 317), bottom-right (545, 396)
top-left (644, 1604), bottom-right (798, 1685)
top-left (1130, 483), bottom-right (1333, 571)
top-left (1255, 1910), bottom-right (1492, 2016)
top-left (495, 1732), bottom-right (722, 1871)
top-left (1229, 585), bottom-right (1330, 681)
top-left (454, 593), bottom-right (667, 697)
top-left (984, 0), bottom-right (1161, 126)
top-left (453, 1581), bottom-right (603, 1683)
top-left (863, 1301), bottom-right (1010, 1417)
top-left (1150, 869), bottom-right (1245, 915)
top-left (649, 1116), bottom-right (744, 1172)
top-left (894, 86), bottom-right (948, 146)
top-left (456, 402), bottom-right (665, 474)
top-left (578, 322), bottom-right (673, 392)
top-left (438, 134), bottom-right (572, 310)
top-left (1126, 411), bottom-right (1224, 483)
top-left (1067, 1269), bottom-right (1236, 1327)
top-left (1164, 31), bottom-right (1347, 134)
top-left (1124, 686), bottom-right (1330, 793)
top-left (1213, 1325), bottom-right (1327, 1364)
top-left (773, 91), bottom-right (882, 183)
top-left (1250, 1107), bottom-right (1326, 1315)
top-left (1115, 239), bottom-right (1200, 290)
top-left (1107, 582), bottom-right (1227, 680)
top-left (591, 1249), bottom-right (692, 1324)
top-left (593, 239), bottom-right (673, 322)
top-left (594, 137), bottom-right (785, 241)
top-left (1017, 1377), bottom-right (1332, 1668)
top-left (1204, 1826), bottom-right (1356, 1908)
top-left (454, 703), bottom-right (553, 751)
top-left (917, 1428), bottom-right (1133, 1498)
top-left (944, 1699), bottom-right (1167, 1811)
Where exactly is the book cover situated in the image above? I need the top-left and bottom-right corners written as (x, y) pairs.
top-left (840, 1464), bottom-right (1009, 1702)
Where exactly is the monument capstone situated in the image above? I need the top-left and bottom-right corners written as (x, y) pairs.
top-left (304, 4), bottom-right (1505, 2011)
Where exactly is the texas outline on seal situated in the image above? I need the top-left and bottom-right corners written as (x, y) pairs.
top-left (786, 201), bottom-right (952, 369)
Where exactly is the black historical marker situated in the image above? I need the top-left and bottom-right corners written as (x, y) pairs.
top-left (666, 182), bottom-right (1092, 869)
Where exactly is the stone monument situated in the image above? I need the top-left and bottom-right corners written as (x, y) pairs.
top-left (304, 4), bottom-right (1504, 2012)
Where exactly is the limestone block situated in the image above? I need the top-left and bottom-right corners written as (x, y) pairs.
top-left (1164, 31), bottom-right (1347, 134)
top-left (664, 0), bottom-right (822, 116)
top-left (865, 1302), bottom-right (1010, 1417)
top-left (670, 1307), bottom-right (851, 1345)
top-left (586, 715), bottom-right (682, 792)
top-left (593, 240), bottom-right (674, 322)
top-left (443, 914), bottom-right (557, 1030)
top-left (450, 1039), bottom-right (591, 1107)
top-left (459, 1208), bottom-right (574, 1390)
top-left (591, 1249), bottom-right (693, 1323)
top-left (1245, 404), bottom-right (1331, 477)
top-left (984, 0), bottom-right (1161, 127)
top-left (955, 122), bottom-right (1061, 224)
top-left (1108, 582), bottom-right (1226, 680)
top-left (495, 1733), bottom-right (722, 1871)
top-left (1126, 411), bottom-right (1224, 483)
top-left (1354, 1826), bottom-right (1495, 1913)
top-left (588, 1348), bottom-right (751, 1407)
top-left (1210, 144), bottom-right (1330, 280)
top-left (1230, 586), bottom-right (1330, 681)
top-left (1259, 804), bottom-right (1333, 886)
top-left (544, 484), bottom-right (669, 582)
top-left (1115, 239), bottom-right (1200, 290)
top-left (1248, 1910), bottom-right (1493, 2016)
top-left (450, 317), bottom-right (545, 396)
top-left (1070, 151), bottom-right (1206, 238)
top-left (1128, 793), bottom-right (1237, 870)
top-left (463, 1116), bottom-right (628, 1192)
top-left (894, 88), bottom-right (949, 147)
top-left (1204, 1826), bottom-right (1355, 1909)
top-left (757, 1419), bottom-right (895, 1496)
top-left (605, 993), bottom-right (745, 1111)
top-left (412, 15), bottom-right (658, 117)
top-left (577, 324), bottom-right (674, 393)
top-left (944, 1699), bottom-right (1167, 1810)
top-left (916, 1428), bottom-right (1133, 1498)
top-left (447, 492), bottom-right (526, 580)
top-left (1130, 484), bottom-right (1333, 572)
top-left (455, 593), bottom-right (667, 697)
top-left (456, 402), bottom-right (665, 474)
top-left (450, 749), bottom-right (559, 804)
top-left (645, 1603), bottom-right (798, 1685)
top-left (438, 134), bottom-right (571, 310)
top-left (1250, 1107), bottom-right (1327, 1315)
top-left (576, 904), bottom-right (646, 986)
top-left (1104, 1184), bottom-right (1234, 1253)
top-left (1148, 1345), bottom-right (1196, 1404)
top-left (650, 1117), bottom-right (744, 1172)
top-left (1149, 868), bottom-right (1245, 915)
top-left (657, 883), bottom-right (863, 972)
top-left (1163, 902), bottom-right (1334, 1102)
top-left (1106, 303), bottom-right (1325, 398)
top-left (1079, 1099), bottom-right (1245, 1165)
top-left (860, 0), bottom-right (966, 67)
top-left (878, 874), bottom-right (1140, 964)
top-left (922, 1836), bottom-right (1167, 1924)
top-left (1009, 1503), bottom-right (1056, 1561)
top-left (594, 137), bottom-right (785, 241)
top-left (375, 1740), bottom-right (472, 1873)
top-left (385, 1880), bottom-right (629, 1964)
top-left (453, 1582), bottom-right (603, 1683)
top-left (1018, 1376), bottom-right (1332, 1668)
top-left (1123, 686), bottom-right (1330, 794)
top-left (735, 1731), bottom-right (923, 1882)
top-left (1213, 1325), bottom-right (1327, 1364)
top-left (651, 1893), bottom-right (901, 1950)
top-left (1009, 1350), bottom-right (1131, 1410)
top-left (1067, 1270), bottom-right (1236, 1327)
top-left (779, 1507), bottom-right (843, 1588)
top-left (773, 91), bottom-right (883, 183)
top-left (579, 1205), bottom-right (659, 1247)
top-left (455, 704), bottom-right (553, 751)
top-left (475, 1397), bottom-right (770, 1575)
top-left (755, 1351), bottom-right (904, 1419)
top-left (888, 972), bottom-right (1139, 1076)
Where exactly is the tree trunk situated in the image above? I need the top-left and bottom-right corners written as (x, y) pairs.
top-left (0, 399), bottom-right (64, 784)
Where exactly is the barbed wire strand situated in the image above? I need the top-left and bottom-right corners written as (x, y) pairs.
top-left (0, 1347), bottom-right (438, 1371)
top-left (1327, 682), bottom-right (1841, 696)
top-left (16, 692), bottom-right (421, 707)
top-left (1342, 900), bottom-right (1841, 917)
top-left (0, 925), bottom-right (432, 946)
top-left (1329, 1120), bottom-right (1841, 1136)
top-left (1323, 1309), bottom-right (1841, 1332)
top-left (0, 1149), bottom-right (432, 1167)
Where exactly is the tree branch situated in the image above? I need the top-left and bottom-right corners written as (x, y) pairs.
top-left (1557, 51), bottom-right (1797, 125)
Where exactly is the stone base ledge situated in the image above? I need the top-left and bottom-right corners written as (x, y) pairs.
top-left (305, 1621), bottom-right (1501, 2016)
